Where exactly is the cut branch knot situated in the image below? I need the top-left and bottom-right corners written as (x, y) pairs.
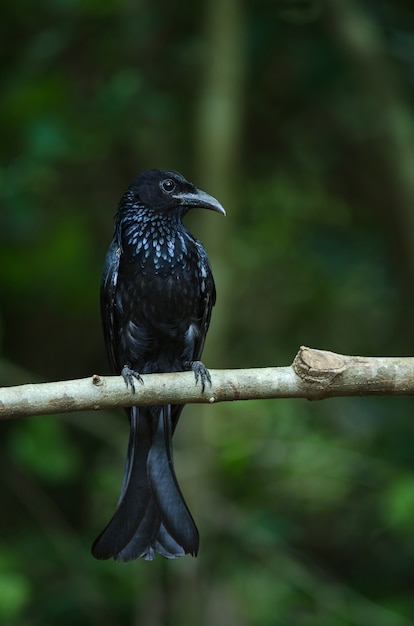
top-left (293, 346), bottom-right (348, 386)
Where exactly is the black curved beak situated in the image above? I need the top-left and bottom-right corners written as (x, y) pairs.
top-left (176, 189), bottom-right (226, 216)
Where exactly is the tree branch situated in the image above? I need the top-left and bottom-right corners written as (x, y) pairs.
top-left (1, 347), bottom-right (413, 420)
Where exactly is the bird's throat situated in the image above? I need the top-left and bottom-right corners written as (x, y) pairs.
top-left (121, 214), bottom-right (190, 272)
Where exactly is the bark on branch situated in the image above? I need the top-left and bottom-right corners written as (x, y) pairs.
top-left (0, 347), bottom-right (413, 420)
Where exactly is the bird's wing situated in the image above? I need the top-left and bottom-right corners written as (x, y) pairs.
top-left (170, 242), bottom-right (216, 431)
top-left (193, 241), bottom-right (216, 363)
top-left (100, 237), bottom-right (122, 374)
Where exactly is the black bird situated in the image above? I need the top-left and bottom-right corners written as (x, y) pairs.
top-left (92, 169), bottom-right (225, 561)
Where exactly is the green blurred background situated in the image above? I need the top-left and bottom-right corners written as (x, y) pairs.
top-left (1, 0), bottom-right (414, 624)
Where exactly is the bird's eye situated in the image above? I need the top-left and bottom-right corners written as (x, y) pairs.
top-left (161, 179), bottom-right (176, 194)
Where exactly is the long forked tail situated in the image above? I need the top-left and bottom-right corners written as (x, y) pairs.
top-left (91, 405), bottom-right (199, 561)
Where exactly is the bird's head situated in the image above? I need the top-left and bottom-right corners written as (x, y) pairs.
top-left (118, 169), bottom-right (226, 219)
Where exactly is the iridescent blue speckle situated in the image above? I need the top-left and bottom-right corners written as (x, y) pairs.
top-left (123, 211), bottom-right (191, 272)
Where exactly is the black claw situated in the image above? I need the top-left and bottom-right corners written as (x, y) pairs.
top-left (121, 365), bottom-right (144, 393)
top-left (186, 360), bottom-right (211, 393)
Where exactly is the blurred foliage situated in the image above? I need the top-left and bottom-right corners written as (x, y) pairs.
top-left (1, 0), bottom-right (414, 624)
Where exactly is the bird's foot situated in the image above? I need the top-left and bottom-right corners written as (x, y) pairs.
top-left (185, 360), bottom-right (211, 393)
top-left (121, 365), bottom-right (144, 393)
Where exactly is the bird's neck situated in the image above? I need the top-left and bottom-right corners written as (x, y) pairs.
top-left (119, 211), bottom-right (192, 270)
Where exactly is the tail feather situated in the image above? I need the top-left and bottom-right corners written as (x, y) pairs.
top-left (155, 523), bottom-right (186, 558)
top-left (117, 500), bottom-right (160, 561)
top-left (147, 405), bottom-right (199, 555)
top-left (91, 407), bottom-right (152, 559)
top-left (92, 405), bottom-right (199, 561)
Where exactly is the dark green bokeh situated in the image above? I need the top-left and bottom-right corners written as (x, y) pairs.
top-left (1, 0), bottom-right (414, 624)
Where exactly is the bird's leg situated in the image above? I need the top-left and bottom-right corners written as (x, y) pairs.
top-left (184, 361), bottom-right (211, 393)
top-left (121, 365), bottom-right (144, 393)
